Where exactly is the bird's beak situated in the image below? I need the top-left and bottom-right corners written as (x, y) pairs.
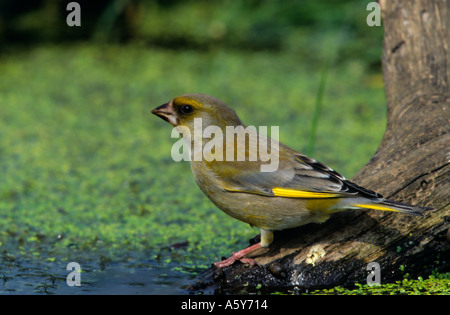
top-left (151, 102), bottom-right (178, 126)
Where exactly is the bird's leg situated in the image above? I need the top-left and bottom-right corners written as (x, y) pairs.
top-left (213, 229), bottom-right (273, 268)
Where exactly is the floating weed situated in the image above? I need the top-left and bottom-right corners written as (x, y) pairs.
top-left (308, 273), bottom-right (450, 295)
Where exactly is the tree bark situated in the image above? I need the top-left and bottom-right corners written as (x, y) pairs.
top-left (192, 0), bottom-right (450, 294)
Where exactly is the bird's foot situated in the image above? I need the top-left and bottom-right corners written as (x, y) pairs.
top-left (214, 243), bottom-right (261, 268)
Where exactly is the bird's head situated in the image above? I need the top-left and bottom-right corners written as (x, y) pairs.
top-left (152, 94), bottom-right (243, 134)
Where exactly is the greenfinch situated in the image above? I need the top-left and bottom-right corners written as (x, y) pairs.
top-left (152, 93), bottom-right (433, 268)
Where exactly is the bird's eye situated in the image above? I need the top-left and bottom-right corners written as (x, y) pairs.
top-left (180, 105), bottom-right (194, 114)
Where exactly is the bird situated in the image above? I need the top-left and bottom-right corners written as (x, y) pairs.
top-left (152, 93), bottom-right (433, 268)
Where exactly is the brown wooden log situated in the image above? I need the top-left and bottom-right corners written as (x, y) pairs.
top-left (191, 0), bottom-right (450, 294)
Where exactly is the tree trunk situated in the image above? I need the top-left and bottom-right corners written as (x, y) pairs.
top-left (192, 0), bottom-right (450, 294)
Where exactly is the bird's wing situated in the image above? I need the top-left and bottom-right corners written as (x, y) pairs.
top-left (216, 152), bottom-right (382, 199)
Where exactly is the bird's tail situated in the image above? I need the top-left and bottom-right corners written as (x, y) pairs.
top-left (351, 199), bottom-right (434, 217)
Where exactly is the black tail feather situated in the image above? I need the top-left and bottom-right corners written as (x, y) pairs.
top-left (379, 199), bottom-right (434, 217)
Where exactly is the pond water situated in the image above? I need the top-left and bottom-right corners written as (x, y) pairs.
top-left (0, 258), bottom-right (195, 295)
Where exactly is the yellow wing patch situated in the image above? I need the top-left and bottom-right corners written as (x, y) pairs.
top-left (272, 187), bottom-right (341, 199)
